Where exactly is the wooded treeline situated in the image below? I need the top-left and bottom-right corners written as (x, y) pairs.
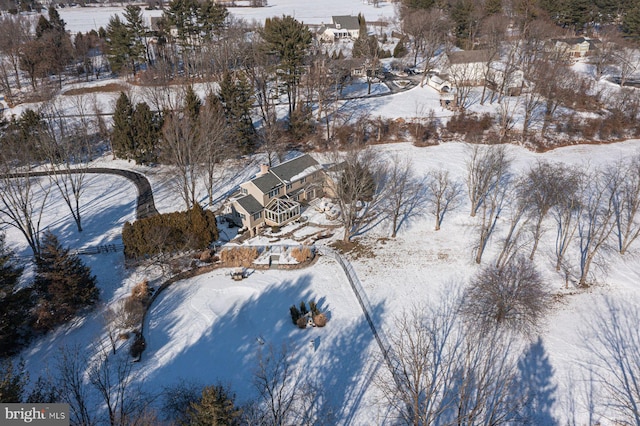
top-left (2, 0), bottom-right (640, 153)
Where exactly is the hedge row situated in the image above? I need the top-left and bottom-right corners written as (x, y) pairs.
top-left (122, 204), bottom-right (219, 259)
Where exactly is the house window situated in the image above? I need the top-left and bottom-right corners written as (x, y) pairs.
top-left (293, 195), bottom-right (300, 202)
top-left (268, 187), bottom-right (281, 198)
top-left (253, 211), bottom-right (262, 220)
top-left (299, 177), bottom-right (306, 184)
top-left (286, 183), bottom-right (292, 190)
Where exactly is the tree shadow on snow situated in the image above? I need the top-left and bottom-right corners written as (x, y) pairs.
top-left (139, 271), bottom-right (385, 423)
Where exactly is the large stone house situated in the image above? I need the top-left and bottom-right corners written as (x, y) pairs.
top-left (225, 154), bottom-right (324, 235)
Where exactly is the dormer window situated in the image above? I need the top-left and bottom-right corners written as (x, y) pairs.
top-left (268, 187), bottom-right (281, 198)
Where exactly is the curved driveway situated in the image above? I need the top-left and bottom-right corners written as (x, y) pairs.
top-left (6, 168), bottom-right (158, 220)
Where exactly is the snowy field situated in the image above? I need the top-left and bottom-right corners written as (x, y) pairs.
top-left (9, 139), bottom-right (640, 425)
top-left (55, 0), bottom-right (397, 35)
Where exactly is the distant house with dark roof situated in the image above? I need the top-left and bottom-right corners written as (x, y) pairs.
top-left (445, 50), bottom-right (492, 85)
top-left (225, 154), bottom-right (325, 235)
top-left (318, 15), bottom-right (361, 42)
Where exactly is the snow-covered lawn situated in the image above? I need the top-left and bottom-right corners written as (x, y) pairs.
top-left (10, 139), bottom-right (640, 424)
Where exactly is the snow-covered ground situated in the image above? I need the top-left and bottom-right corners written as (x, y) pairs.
top-left (9, 139), bottom-right (640, 425)
top-left (4, 4), bottom-right (640, 424)
top-left (56, 0), bottom-right (397, 35)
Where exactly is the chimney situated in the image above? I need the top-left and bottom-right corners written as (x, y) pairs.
top-left (258, 164), bottom-right (270, 177)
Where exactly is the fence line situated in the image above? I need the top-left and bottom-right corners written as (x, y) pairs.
top-left (320, 247), bottom-right (401, 391)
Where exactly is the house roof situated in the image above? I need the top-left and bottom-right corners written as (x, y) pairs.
top-left (448, 50), bottom-right (492, 65)
top-left (252, 172), bottom-right (282, 193)
top-left (235, 194), bottom-right (263, 215)
top-left (270, 154), bottom-right (320, 183)
top-left (332, 15), bottom-right (360, 31)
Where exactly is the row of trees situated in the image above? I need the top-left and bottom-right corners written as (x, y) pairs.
top-left (333, 145), bottom-right (640, 288)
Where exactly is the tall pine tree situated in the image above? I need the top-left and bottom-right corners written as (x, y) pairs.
top-left (0, 233), bottom-right (31, 357)
top-left (111, 92), bottom-right (134, 160)
top-left (218, 71), bottom-right (256, 154)
top-left (131, 102), bottom-right (161, 164)
top-left (34, 231), bottom-right (98, 330)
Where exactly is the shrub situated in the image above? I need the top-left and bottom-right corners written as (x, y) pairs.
top-left (299, 301), bottom-right (308, 316)
top-left (314, 313), bottom-right (327, 327)
top-left (291, 246), bottom-right (313, 263)
top-left (130, 331), bottom-right (146, 359)
top-left (130, 280), bottom-right (151, 303)
top-left (296, 316), bottom-right (308, 329)
top-left (219, 247), bottom-right (259, 267)
top-left (199, 249), bottom-right (213, 262)
top-left (309, 300), bottom-right (320, 317)
top-left (122, 204), bottom-right (218, 259)
top-left (290, 305), bottom-right (301, 324)
top-left (461, 256), bottom-right (548, 335)
top-left (446, 112), bottom-right (493, 139)
top-left (123, 298), bottom-right (145, 328)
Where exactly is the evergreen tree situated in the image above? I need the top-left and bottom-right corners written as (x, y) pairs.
top-left (623, 4), bottom-right (640, 40)
top-left (34, 232), bottom-right (99, 330)
top-left (123, 5), bottom-right (149, 70)
top-left (33, 7), bottom-right (73, 88)
top-left (131, 102), bottom-right (161, 164)
top-left (47, 6), bottom-right (66, 33)
top-left (0, 233), bottom-right (31, 357)
top-left (260, 16), bottom-right (312, 117)
top-left (106, 15), bottom-right (130, 75)
top-left (184, 85), bottom-right (202, 124)
top-left (35, 15), bottom-right (53, 38)
top-left (111, 92), bottom-right (134, 160)
top-left (484, 0), bottom-right (502, 15)
top-left (393, 38), bottom-right (408, 58)
top-left (0, 359), bottom-right (28, 403)
top-left (402, 0), bottom-right (435, 10)
top-left (218, 71), bottom-right (256, 154)
top-left (187, 384), bottom-right (241, 426)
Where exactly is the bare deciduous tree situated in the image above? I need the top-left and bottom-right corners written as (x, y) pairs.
top-left (576, 170), bottom-right (616, 287)
top-left (450, 329), bottom-right (522, 425)
top-left (40, 100), bottom-right (93, 232)
top-left (465, 144), bottom-right (511, 217)
top-left (160, 103), bottom-right (202, 209)
top-left (523, 161), bottom-right (581, 260)
top-left (56, 345), bottom-right (96, 426)
top-left (87, 343), bottom-right (152, 426)
top-left (582, 297), bottom-right (640, 425)
top-left (462, 256), bottom-right (549, 335)
top-left (198, 92), bottom-right (232, 208)
top-left (495, 177), bottom-right (531, 269)
top-left (610, 156), bottom-right (640, 254)
top-left (327, 148), bottom-right (387, 242)
top-left (0, 167), bottom-right (50, 258)
top-left (379, 298), bottom-right (461, 426)
top-left (252, 343), bottom-right (299, 426)
top-left (385, 156), bottom-right (426, 237)
top-left (426, 169), bottom-right (463, 231)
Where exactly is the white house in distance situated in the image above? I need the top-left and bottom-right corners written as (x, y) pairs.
top-left (445, 50), bottom-right (492, 85)
top-left (225, 154), bottom-right (325, 235)
top-left (550, 37), bottom-right (601, 59)
top-left (318, 16), bottom-right (361, 42)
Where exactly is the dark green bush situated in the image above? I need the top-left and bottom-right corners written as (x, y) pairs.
top-left (122, 204), bottom-right (218, 259)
